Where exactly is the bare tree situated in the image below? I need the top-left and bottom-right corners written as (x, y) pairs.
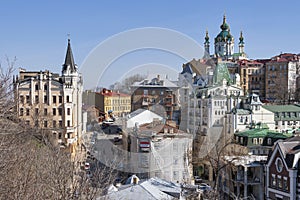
top-left (109, 74), bottom-right (146, 94)
top-left (0, 60), bottom-right (118, 200)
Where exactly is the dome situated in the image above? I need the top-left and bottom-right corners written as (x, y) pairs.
top-left (215, 15), bottom-right (233, 43)
top-left (215, 30), bottom-right (233, 42)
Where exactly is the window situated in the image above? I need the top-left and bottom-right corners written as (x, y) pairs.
top-left (52, 108), bottom-right (56, 115)
top-left (253, 138), bottom-right (258, 145)
top-left (67, 108), bottom-right (71, 115)
top-left (44, 84), bottom-right (47, 91)
top-left (259, 138), bottom-right (263, 144)
top-left (20, 95), bottom-right (24, 104)
top-left (173, 157), bottom-right (178, 165)
top-left (43, 108), bottom-right (47, 116)
top-left (59, 120), bottom-right (63, 128)
top-left (59, 96), bottom-right (62, 103)
top-left (267, 138), bottom-right (272, 145)
top-left (282, 121), bottom-right (285, 125)
top-left (143, 90), bottom-right (148, 96)
top-left (53, 120), bottom-right (56, 128)
top-left (67, 120), bottom-right (71, 127)
top-left (271, 174), bottom-right (276, 187)
top-left (283, 177), bottom-right (288, 191)
top-left (26, 120), bottom-right (30, 125)
top-left (35, 120), bottom-right (39, 127)
top-left (26, 95), bottom-right (30, 104)
top-left (35, 108), bottom-right (39, 115)
top-left (58, 108), bottom-right (62, 116)
top-left (44, 121), bottom-right (48, 128)
top-left (173, 171), bottom-right (179, 180)
top-left (66, 95), bottom-right (70, 103)
top-left (35, 84), bottom-right (39, 91)
top-left (35, 95), bottom-right (39, 104)
top-left (20, 108), bottom-right (24, 116)
top-left (276, 158), bottom-right (283, 172)
top-left (44, 95), bottom-right (48, 104)
top-left (58, 132), bottom-right (62, 139)
top-left (53, 96), bottom-right (57, 104)
top-left (278, 176), bottom-right (282, 188)
top-left (26, 108), bottom-right (30, 116)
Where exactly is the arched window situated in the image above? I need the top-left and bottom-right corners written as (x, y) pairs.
top-left (253, 138), bottom-right (258, 145)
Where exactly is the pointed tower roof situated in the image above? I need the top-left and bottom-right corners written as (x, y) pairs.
top-left (204, 29), bottom-right (210, 45)
top-left (239, 31), bottom-right (245, 45)
top-left (213, 63), bottom-right (232, 85)
top-left (62, 39), bottom-right (77, 73)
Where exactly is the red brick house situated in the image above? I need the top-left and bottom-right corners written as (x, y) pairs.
top-left (266, 137), bottom-right (300, 200)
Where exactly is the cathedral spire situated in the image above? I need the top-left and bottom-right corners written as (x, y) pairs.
top-left (239, 31), bottom-right (244, 45)
top-left (239, 31), bottom-right (245, 54)
top-left (204, 29), bottom-right (210, 59)
top-left (62, 38), bottom-right (77, 73)
top-left (204, 29), bottom-right (210, 44)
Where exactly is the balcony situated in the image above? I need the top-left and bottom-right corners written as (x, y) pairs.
top-left (233, 174), bottom-right (261, 185)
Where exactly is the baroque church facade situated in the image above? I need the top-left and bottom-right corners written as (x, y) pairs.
top-left (204, 15), bottom-right (247, 61)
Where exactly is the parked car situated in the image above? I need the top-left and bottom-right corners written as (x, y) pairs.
top-left (194, 176), bottom-right (203, 184)
top-left (102, 123), bottom-right (110, 129)
top-left (114, 137), bottom-right (120, 143)
top-left (198, 183), bottom-right (211, 191)
top-left (116, 127), bottom-right (122, 133)
top-left (90, 139), bottom-right (95, 145)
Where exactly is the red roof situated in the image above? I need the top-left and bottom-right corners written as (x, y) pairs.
top-left (100, 91), bottom-right (130, 97)
top-left (96, 88), bottom-right (130, 97)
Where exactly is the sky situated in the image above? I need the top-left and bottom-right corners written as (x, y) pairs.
top-left (1, 0), bottom-right (300, 89)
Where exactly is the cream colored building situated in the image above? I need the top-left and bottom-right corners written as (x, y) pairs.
top-left (14, 39), bottom-right (83, 154)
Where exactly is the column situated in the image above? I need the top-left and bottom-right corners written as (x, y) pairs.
top-left (244, 166), bottom-right (248, 198)
top-left (289, 169), bottom-right (297, 200)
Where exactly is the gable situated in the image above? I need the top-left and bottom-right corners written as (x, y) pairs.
top-left (267, 143), bottom-right (289, 174)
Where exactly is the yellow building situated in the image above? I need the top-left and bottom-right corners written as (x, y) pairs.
top-left (97, 88), bottom-right (131, 118)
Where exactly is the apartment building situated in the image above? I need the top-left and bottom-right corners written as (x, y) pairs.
top-left (265, 53), bottom-right (300, 103)
top-left (14, 39), bottom-right (83, 153)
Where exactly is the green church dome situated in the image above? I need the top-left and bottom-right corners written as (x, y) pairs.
top-left (214, 15), bottom-right (233, 43)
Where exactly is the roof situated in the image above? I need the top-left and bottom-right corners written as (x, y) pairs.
top-left (98, 91), bottom-right (130, 97)
top-left (99, 177), bottom-right (181, 200)
top-left (131, 74), bottom-right (178, 89)
top-left (267, 53), bottom-right (299, 63)
top-left (271, 137), bottom-right (300, 169)
top-left (236, 109), bottom-right (251, 115)
top-left (235, 128), bottom-right (291, 139)
top-left (213, 63), bottom-right (232, 85)
top-left (262, 105), bottom-right (300, 113)
top-left (224, 155), bottom-right (267, 167)
top-left (126, 109), bottom-right (164, 128)
top-left (62, 39), bottom-right (77, 73)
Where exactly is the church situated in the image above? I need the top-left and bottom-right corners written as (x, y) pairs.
top-left (204, 15), bottom-right (247, 61)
